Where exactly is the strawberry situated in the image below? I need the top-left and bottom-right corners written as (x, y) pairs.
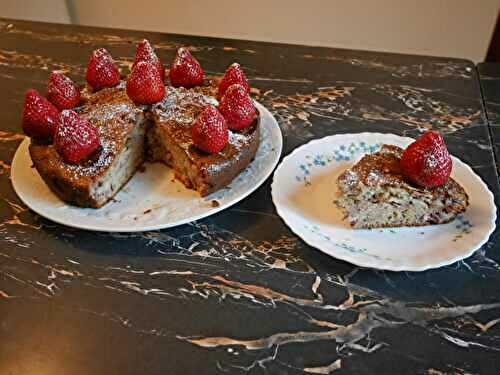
top-left (86, 48), bottom-right (120, 90)
top-left (400, 131), bottom-right (452, 188)
top-left (191, 105), bottom-right (228, 153)
top-left (126, 61), bottom-right (165, 104)
top-left (22, 89), bottom-right (59, 141)
top-left (46, 71), bottom-right (80, 110)
top-left (217, 63), bottom-right (250, 100)
top-left (54, 110), bottom-right (100, 164)
top-left (133, 39), bottom-right (165, 81)
top-left (169, 47), bottom-right (204, 88)
top-left (218, 84), bottom-right (256, 130)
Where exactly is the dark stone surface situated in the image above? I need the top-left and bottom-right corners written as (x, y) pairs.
top-left (478, 63), bottom-right (500, 181)
top-left (0, 19), bottom-right (499, 374)
top-left (478, 63), bottom-right (500, 124)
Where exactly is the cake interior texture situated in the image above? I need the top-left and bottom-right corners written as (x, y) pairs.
top-left (90, 119), bottom-right (147, 206)
top-left (335, 145), bottom-right (469, 229)
top-left (29, 82), bottom-right (260, 208)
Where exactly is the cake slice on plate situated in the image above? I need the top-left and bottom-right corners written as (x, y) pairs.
top-left (148, 85), bottom-right (259, 196)
top-left (335, 132), bottom-right (469, 229)
top-left (29, 84), bottom-right (148, 208)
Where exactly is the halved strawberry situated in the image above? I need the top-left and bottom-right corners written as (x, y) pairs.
top-left (133, 39), bottom-right (165, 81)
top-left (192, 105), bottom-right (228, 153)
top-left (54, 110), bottom-right (100, 164)
top-left (126, 61), bottom-right (165, 104)
top-left (46, 71), bottom-right (80, 110)
top-left (217, 63), bottom-right (250, 100)
top-left (169, 47), bottom-right (204, 88)
top-left (218, 84), bottom-right (256, 130)
top-left (22, 89), bottom-right (59, 141)
top-left (86, 48), bottom-right (120, 90)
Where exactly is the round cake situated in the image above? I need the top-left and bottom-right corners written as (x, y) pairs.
top-left (24, 44), bottom-right (260, 208)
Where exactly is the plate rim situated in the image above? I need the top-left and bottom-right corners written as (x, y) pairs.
top-left (271, 132), bottom-right (497, 272)
top-left (11, 101), bottom-right (283, 233)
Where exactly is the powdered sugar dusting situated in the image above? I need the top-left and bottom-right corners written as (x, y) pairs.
top-left (57, 136), bottom-right (116, 177)
top-left (153, 86), bottom-right (212, 124)
top-left (228, 130), bottom-right (249, 148)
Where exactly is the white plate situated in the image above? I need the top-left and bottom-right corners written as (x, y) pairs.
top-left (271, 132), bottom-right (496, 271)
top-left (11, 101), bottom-right (282, 232)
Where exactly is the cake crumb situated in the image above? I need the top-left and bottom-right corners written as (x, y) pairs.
top-left (211, 200), bottom-right (220, 207)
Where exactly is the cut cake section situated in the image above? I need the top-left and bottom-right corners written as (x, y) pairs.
top-left (29, 84), bottom-right (148, 208)
top-left (148, 86), bottom-right (260, 196)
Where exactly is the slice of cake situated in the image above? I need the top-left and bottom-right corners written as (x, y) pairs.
top-left (29, 84), bottom-right (148, 208)
top-left (335, 144), bottom-right (469, 229)
top-left (148, 86), bottom-right (259, 196)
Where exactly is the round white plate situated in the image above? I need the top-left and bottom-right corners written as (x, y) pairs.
top-left (271, 132), bottom-right (496, 271)
top-left (11, 101), bottom-right (282, 232)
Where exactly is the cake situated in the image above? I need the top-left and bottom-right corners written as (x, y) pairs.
top-left (148, 86), bottom-right (260, 196)
top-left (23, 44), bottom-right (260, 208)
top-left (335, 144), bottom-right (469, 229)
top-left (29, 81), bottom-right (260, 208)
top-left (29, 83), bottom-right (148, 208)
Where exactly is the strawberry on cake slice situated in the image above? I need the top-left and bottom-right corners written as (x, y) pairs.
top-left (335, 131), bottom-right (469, 229)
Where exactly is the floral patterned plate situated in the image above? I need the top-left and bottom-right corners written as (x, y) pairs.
top-left (271, 133), bottom-right (496, 271)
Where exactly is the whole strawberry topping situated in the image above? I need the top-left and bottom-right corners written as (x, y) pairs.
top-left (86, 48), bottom-right (120, 90)
top-left (133, 39), bottom-right (165, 81)
top-left (169, 47), bottom-right (204, 88)
top-left (217, 63), bottom-right (250, 100)
top-left (54, 110), bottom-right (100, 164)
top-left (400, 131), bottom-right (452, 188)
top-left (218, 83), bottom-right (256, 130)
top-left (22, 89), bottom-right (59, 141)
top-left (46, 71), bottom-right (80, 110)
top-left (126, 61), bottom-right (165, 104)
top-left (191, 105), bottom-right (228, 154)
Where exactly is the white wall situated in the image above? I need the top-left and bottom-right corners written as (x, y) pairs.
top-left (1, 0), bottom-right (70, 24)
top-left (1, 0), bottom-right (499, 62)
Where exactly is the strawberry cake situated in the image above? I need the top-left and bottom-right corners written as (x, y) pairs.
top-left (22, 41), bottom-right (259, 208)
top-left (335, 131), bottom-right (469, 229)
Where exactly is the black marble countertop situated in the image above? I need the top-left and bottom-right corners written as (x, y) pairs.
top-left (478, 63), bottom-right (500, 178)
top-left (1, 19), bottom-right (500, 375)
